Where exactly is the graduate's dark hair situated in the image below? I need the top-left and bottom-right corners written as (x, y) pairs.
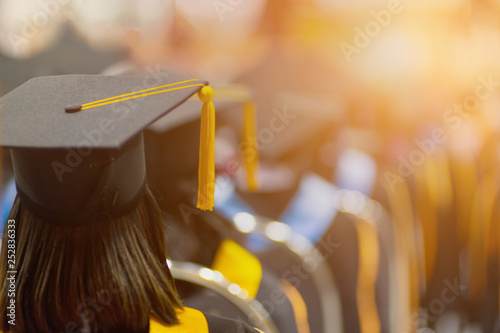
top-left (0, 187), bottom-right (181, 333)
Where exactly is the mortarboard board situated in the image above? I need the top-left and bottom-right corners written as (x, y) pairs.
top-left (0, 73), bottom-right (216, 226)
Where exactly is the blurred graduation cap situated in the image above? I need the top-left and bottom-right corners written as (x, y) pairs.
top-left (148, 83), bottom-right (260, 191)
top-left (24, 25), bottom-right (124, 76)
top-left (230, 46), bottom-right (348, 164)
top-left (220, 88), bottom-right (345, 167)
top-left (268, 91), bottom-right (344, 156)
top-left (0, 24), bottom-right (124, 95)
top-left (0, 73), bottom-right (216, 226)
top-left (148, 84), bottom-right (252, 132)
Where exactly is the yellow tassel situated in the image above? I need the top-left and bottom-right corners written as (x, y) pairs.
top-left (242, 101), bottom-right (259, 191)
top-left (197, 86), bottom-right (215, 210)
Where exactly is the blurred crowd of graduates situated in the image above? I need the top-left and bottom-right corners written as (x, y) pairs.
top-left (1, 0), bottom-right (500, 332)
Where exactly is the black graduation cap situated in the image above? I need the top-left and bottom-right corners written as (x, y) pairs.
top-left (0, 73), bottom-right (215, 226)
top-left (103, 59), bottom-right (261, 194)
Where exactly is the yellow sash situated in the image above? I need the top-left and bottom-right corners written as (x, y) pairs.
top-left (150, 307), bottom-right (208, 333)
top-left (211, 239), bottom-right (263, 298)
top-left (0, 307), bottom-right (209, 333)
